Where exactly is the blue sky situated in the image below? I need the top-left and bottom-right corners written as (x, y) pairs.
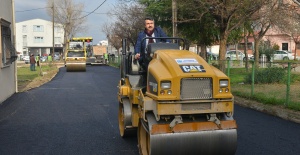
top-left (15, 0), bottom-right (119, 43)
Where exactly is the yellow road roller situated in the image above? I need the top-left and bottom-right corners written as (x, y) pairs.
top-left (65, 37), bottom-right (93, 72)
top-left (118, 38), bottom-right (237, 155)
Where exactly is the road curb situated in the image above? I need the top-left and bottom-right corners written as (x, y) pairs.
top-left (235, 96), bottom-right (300, 124)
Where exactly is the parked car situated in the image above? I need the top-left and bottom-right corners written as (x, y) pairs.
top-left (40, 56), bottom-right (47, 62)
top-left (226, 50), bottom-right (253, 61)
top-left (54, 54), bottom-right (60, 61)
top-left (273, 50), bottom-right (294, 60)
top-left (206, 51), bottom-right (219, 60)
top-left (23, 55), bottom-right (30, 64)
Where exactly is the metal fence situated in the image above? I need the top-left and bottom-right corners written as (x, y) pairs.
top-left (209, 58), bottom-right (300, 109)
top-left (108, 55), bottom-right (121, 67)
top-left (108, 54), bottom-right (300, 109)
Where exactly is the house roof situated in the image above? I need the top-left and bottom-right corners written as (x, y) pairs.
top-left (16, 18), bottom-right (63, 26)
top-left (17, 18), bottom-right (50, 24)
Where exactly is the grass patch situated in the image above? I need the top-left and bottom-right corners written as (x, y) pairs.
top-left (17, 63), bottom-right (58, 91)
top-left (109, 62), bottom-right (120, 68)
top-left (230, 67), bottom-right (300, 111)
top-left (228, 68), bottom-right (250, 83)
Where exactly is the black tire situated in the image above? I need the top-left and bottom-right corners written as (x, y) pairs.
top-left (283, 57), bottom-right (289, 60)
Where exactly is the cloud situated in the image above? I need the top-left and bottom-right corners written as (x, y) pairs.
top-left (14, 0), bottom-right (119, 42)
top-left (15, 0), bottom-right (50, 22)
top-left (15, 0), bottom-right (47, 10)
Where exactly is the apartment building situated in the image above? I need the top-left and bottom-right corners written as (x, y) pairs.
top-left (0, 0), bottom-right (18, 103)
top-left (16, 18), bottom-right (64, 59)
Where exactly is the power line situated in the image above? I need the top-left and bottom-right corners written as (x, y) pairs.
top-left (81, 11), bottom-right (115, 15)
top-left (15, 7), bottom-right (50, 13)
top-left (15, 2), bottom-right (110, 16)
top-left (79, 0), bottom-right (107, 19)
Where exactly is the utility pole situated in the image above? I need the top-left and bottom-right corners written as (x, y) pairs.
top-left (172, 0), bottom-right (177, 37)
top-left (52, 0), bottom-right (55, 57)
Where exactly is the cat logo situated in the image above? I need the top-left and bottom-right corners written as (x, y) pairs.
top-left (180, 65), bottom-right (206, 73)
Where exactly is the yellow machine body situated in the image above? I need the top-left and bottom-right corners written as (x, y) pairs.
top-left (118, 41), bottom-right (237, 155)
top-left (65, 37), bottom-right (92, 72)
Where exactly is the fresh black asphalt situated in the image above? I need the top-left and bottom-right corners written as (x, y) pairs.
top-left (0, 66), bottom-right (138, 155)
top-left (0, 65), bottom-right (300, 154)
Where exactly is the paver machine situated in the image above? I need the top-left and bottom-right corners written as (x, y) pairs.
top-left (118, 38), bottom-right (237, 155)
top-left (65, 37), bottom-right (92, 72)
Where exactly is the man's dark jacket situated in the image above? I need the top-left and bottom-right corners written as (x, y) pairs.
top-left (134, 27), bottom-right (168, 56)
top-left (30, 55), bottom-right (36, 64)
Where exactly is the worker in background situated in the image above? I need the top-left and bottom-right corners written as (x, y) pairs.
top-left (104, 53), bottom-right (108, 64)
top-left (48, 54), bottom-right (52, 62)
top-left (30, 54), bottom-right (36, 71)
top-left (35, 54), bottom-right (40, 66)
top-left (134, 17), bottom-right (169, 69)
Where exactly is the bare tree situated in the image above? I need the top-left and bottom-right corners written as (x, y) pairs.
top-left (290, 20), bottom-right (300, 60)
top-left (46, 0), bottom-right (87, 55)
top-left (103, 2), bottom-right (145, 49)
top-left (275, 1), bottom-right (300, 60)
top-left (246, 0), bottom-right (300, 66)
top-left (103, 24), bottom-right (122, 57)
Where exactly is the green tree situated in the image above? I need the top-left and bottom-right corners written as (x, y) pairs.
top-left (138, 0), bottom-right (268, 72)
top-left (139, 0), bottom-right (219, 60)
top-left (179, 13), bottom-right (219, 60)
top-left (139, 0), bottom-right (173, 35)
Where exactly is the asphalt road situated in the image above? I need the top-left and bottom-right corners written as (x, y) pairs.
top-left (0, 66), bottom-right (300, 155)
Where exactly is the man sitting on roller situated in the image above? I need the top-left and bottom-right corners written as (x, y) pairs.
top-left (134, 17), bottom-right (169, 70)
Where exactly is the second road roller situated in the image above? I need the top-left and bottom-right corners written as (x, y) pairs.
top-left (64, 37), bottom-right (92, 72)
top-left (118, 37), bottom-right (237, 155)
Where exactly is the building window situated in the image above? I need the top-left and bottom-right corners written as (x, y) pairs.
top-left (296, 43), bottom-right (300, 49)
top-left (33, 25), bottom-right (44, 32)
top-left (23, 35), bottom-right (27, 46)
top-left (54, 37), bottom-right (61, 43)
top-left (1, 19), bottom-right (17, 67)
top-left (54, 26), bottom-right (62, 33)
top-left (22, 25), bottom-right (27, 33)
top-left (282, 43), bottom-right (288, 51)
top-left (34, 36), bottom-right (44, 43)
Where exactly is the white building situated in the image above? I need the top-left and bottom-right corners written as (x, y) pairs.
top-left (0, 0), bottom-right (18, 103)
top-left (16, 19), bottom-right (64, 58)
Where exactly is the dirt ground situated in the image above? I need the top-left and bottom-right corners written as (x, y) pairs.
top-left (18, 64), bottom-right (62, 92)
top-left (18, 64), bottom-right (300, 124)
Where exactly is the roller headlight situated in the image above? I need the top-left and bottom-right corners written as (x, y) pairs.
top-left (220, 80), bottom-right (228, 88)
top-left (161, 81), bottom-right (171, 89)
